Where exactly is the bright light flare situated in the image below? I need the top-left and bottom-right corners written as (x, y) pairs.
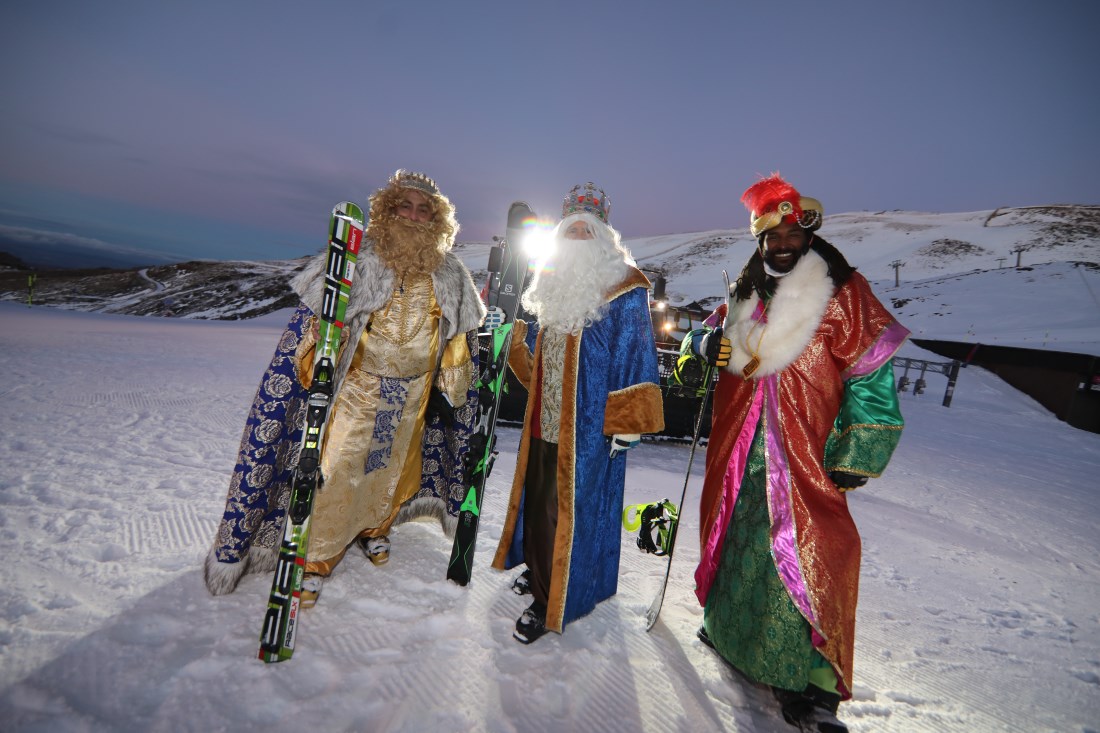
top-left (520, 217), bottom-right (557, 261)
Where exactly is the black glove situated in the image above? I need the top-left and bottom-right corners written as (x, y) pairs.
top-left (830, 471), bottom-right (868, 489)
top-left (427, 387), bottom-right (455, 424)
top-left (702, 327), bottom-right (732, 368)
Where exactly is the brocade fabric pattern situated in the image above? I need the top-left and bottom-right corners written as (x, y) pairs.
top-left (694, 266), bottom-right (909, 697)
top-left (492, 272), bottom-right (665, 633)
top-left (212, 305), bottom-right (311, 562)
top-left (538, 328), bottom-right (567, 444)
top-left (308, 278), bottom-right (439, 564)
top-left (207, 261), bottom-right (481, 593)
top-left (703, 425), bottom-right (814, 691)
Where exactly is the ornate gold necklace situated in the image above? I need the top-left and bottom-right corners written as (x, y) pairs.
top-left (373, 274), bottom-right (432, 346)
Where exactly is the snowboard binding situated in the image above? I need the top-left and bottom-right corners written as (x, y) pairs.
top-left (622, 500), bottom-right (679, 557)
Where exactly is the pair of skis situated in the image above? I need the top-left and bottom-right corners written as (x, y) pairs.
top-left (447, 202), bottom-right (534, 585)
top-left (257, 200), bottom-right (532, 661)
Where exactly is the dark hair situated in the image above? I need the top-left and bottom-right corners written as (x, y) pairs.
top-left (732, 233), bottom-right (855, 302)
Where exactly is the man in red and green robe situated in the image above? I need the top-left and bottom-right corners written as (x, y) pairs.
top-left (690, 174), bottom-right (908, 731)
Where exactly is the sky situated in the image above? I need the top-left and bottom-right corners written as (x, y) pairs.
top-left (2, 0), bottom-right (1099, 268)
top-left (1, 257), bottom-right (1098, 730)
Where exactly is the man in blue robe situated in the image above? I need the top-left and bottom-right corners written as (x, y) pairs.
top-left (491, 183), bottom-right (664, 643)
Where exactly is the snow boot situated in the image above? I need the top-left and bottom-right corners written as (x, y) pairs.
top-left (358, 535), bottom-right (390, 566)
top-left (697, 625), bottom-right (715, 649)
top-left (511, 568), bottom-right (532, 595)
top-left (300, 574), bottom-right (324, 609)
top-left (513, 601), bottom-right (548, 644)
top-left (774, 686), bottom-right (846, 732)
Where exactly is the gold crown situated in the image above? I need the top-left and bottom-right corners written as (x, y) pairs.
top-left (562, 182), bottom-right (610, 223)
top-left (390, 169), bottom-right (440, 197)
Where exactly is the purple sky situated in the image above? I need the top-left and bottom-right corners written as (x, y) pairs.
top-left (1, 1), bottom-right (1097, 267)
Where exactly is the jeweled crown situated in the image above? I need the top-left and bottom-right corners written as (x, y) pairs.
top-left (390, 169), bottom-right (440, 197)
top-left (562, 182), bottom-right (610, 223)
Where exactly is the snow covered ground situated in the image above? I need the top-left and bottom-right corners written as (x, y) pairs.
top-left (0, 300), bottom-right (1098, 733)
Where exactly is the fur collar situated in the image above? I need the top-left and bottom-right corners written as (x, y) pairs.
top-left (724, 249), bottom-right (834, 378)
top-left (291, 243), bottom-right (484, 338)
top-left (289, 241), bottom-right (485, 388)
top-left (607, 266), bottom-right (652, 303)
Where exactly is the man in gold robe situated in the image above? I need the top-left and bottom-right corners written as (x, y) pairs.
top-left (205, 171), bottom-right (485, 606)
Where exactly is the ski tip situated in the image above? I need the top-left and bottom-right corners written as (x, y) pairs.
top-left (507, 201), bottom-right (536, 228)
top-left (333, 201), bottom-right (366, 226)
top-left (644, 589), bottom-right (665, 631)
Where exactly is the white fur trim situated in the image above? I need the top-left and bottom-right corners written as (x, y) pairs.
top-left (203, 544), bottom-right (278, 596)
top-left (393, 497), bottom-right (457, 538)
top-left (725, 250), bottom-right (834, 377)
top-left (290, 244), bottom-right (484, 394)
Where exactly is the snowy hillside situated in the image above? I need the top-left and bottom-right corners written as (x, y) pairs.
top-left (625, 206), bottom-right (1100, 314)
top-left (2, 205), bottom-right (1099, 356)
top-left (886, 261), bottom-right (1100, 354)
top-left (0, 302), bottom-right (1097, 732)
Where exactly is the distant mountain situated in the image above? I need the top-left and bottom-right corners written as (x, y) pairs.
top-left (0, 238), bottom-right (177, 271)
top-left (2, 205), bottom-right (1097, 354)
top-left (0, 258), bottom-right (307, 320)
top-left (626, 204), bottom-right (1100, 304)
top-left (0, 251), bottom-right (31, 270)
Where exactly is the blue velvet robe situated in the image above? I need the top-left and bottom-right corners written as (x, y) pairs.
top-left (491, 268), bottom-right (665, 632)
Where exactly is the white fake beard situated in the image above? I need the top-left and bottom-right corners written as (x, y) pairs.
top-left (521, 217), bottom-right (632, 335)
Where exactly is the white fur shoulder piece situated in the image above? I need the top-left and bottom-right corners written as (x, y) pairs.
top-left (724, 250), bottom-right (833, 378)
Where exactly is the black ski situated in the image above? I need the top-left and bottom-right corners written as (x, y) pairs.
top-left (447, 201), bottom-right (534, 586)
top-left (645, 269), bottom-right (730, 630)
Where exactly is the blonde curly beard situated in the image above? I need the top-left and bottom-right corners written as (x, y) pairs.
top-left (365, 184), bottom-right (458, 277)
top-left (370, 213), bottom-right (448, 277)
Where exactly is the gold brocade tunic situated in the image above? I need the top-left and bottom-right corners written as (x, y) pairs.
top-left (306, 275), bottom-right (441, 569)
top-left (537, 329), bottom-right (567, 443)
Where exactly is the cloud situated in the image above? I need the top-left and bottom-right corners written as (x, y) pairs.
top-left (33, 123), bottom-right (127, 148)
top-left (0, 224), bottom-right (174, 269)
top-left (0, 224), bottom-right (119, 250)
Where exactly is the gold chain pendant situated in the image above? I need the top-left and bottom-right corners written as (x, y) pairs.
top-left (742, 356), bottom-right (760, 379)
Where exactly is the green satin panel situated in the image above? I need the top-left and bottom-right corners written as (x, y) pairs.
top-left (824, 360), bottom-right (904, 477)
top-left (703, 425), bottom-right (816, 691)
top-left (702, 424), bottom-right (846, 694)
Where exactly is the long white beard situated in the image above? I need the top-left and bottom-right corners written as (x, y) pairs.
top-left (521, 214), bottom-right (633, 335)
